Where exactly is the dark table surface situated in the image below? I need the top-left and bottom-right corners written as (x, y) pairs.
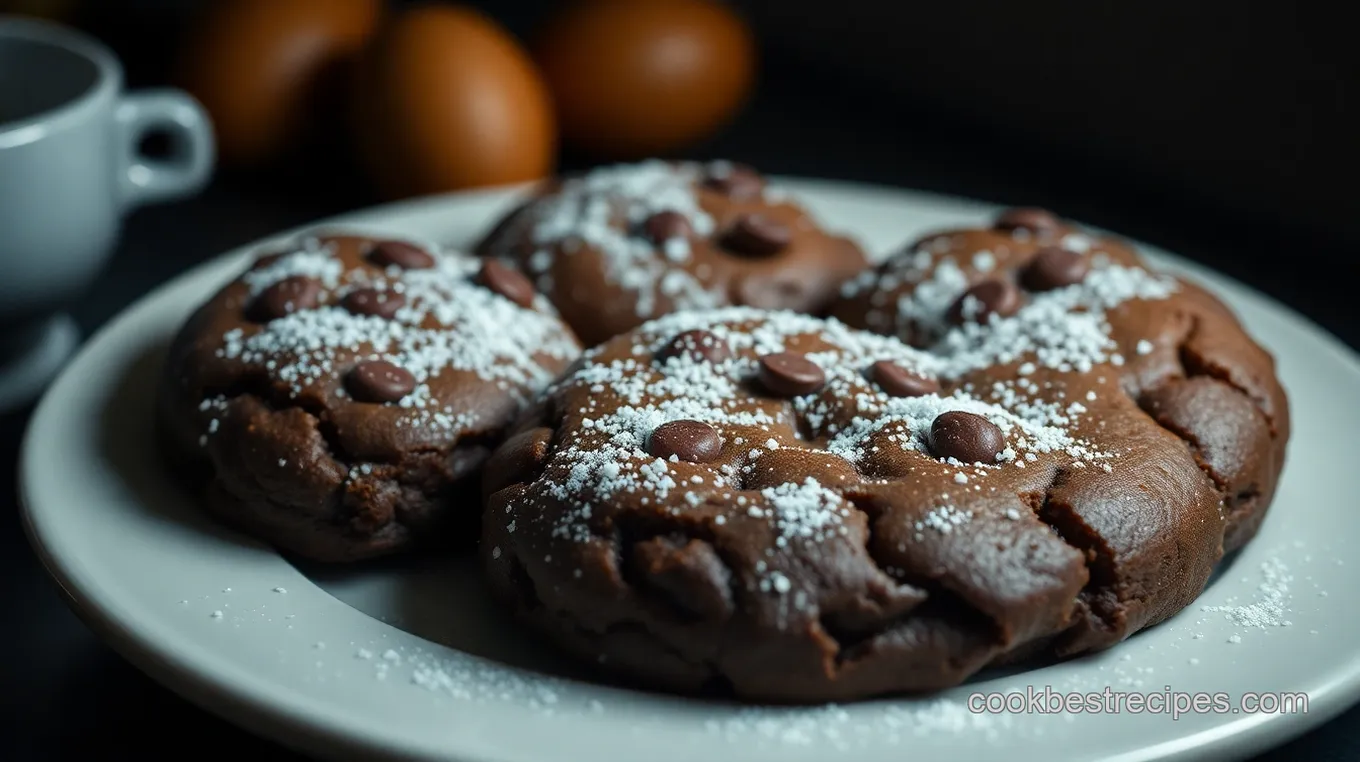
top-left (3, 62), bottom-right (1358, 761)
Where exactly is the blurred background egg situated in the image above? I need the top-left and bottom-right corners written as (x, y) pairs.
top-left (178, 0), bottom-right (382, 168)
top-left (535, 0), bottom-right (756, 159)
top-left (351, 4), bottom-right (556, 199)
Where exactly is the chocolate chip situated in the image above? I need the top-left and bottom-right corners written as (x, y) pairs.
top-left (1021, 246), bottom-right (1090, 291)
top-left (703, 163), bottom-right (763, 199)
top-left (870, 360), bottom-right (940, 397)
top-left (656, 330), bottom-right (731, 364)
top-left (721, 215), bottom-right (791, 257)
top-left (946, 280), bottom-right (1024, 325)
top-left (368, 240), bottom-right (435, 269)
top-left (647, 420), bottom-right (723, 463)
top-left (757, 352), bottom-right (825, 396)
top-left (642, 211), bottom-right (693, 244)
top-left (346, 360), bottom-right (417, 403)
top-left (478, 259), bottom-right (537, 308)
top-left (342, 288), bottom-right (405, 319)
top-left (929, 411), bottom-right (1006, 463)
top-left (249, 276), bottom-right (323, 321)
top-left (994, 207), bottom-right (1062, 234)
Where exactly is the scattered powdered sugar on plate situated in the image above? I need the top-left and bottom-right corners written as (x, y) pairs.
top-left (343, 635), bottom-right (1022, 746)
top-left (408, 653), bottom-right (566, 709)
top-left (1200, 556), bottom-right (1294, 637)
top-left (169, 540), bottom-right (1333, 748)
top-left (703, 699), bottom-right (1015, 748)
top-left (341, 637), bottom-right (1022, 747)
top-left (139, 179), bottom-right (1341, 758)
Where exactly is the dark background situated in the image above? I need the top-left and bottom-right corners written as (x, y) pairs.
top-left (2, 0), bottom-right (1356, 759)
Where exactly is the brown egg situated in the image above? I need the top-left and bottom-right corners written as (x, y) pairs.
top-left (536, 0), bottom-right (756, 158)
top-left (179, 0), bottom-right (382, 167)
top-left (351, 5), bottom-right (556, 199)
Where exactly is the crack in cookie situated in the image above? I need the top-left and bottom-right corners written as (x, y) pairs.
top-left (483, 208), bottom-right (1285, 702)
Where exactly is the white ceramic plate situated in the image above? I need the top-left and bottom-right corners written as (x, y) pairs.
top-left (20, 180), bottom-right (1360, 762)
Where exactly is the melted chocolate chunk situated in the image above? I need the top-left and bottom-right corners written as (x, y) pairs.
top-left (722, 215), bottom-right (791, 257)
top-left (946, 280), bottom-right (1024, 325)
top-left (249, 276), bottom-right (322, 322)
top-left (702, 163), bottom-right (763, 199)
top-left (994, 207), bottom-right (1062, 234)
top-left (642, 211), bottom-right (693, 244)
top-left (478, 259), bottom-right (537, 308)
top-left (368, 240), bottom-right (435, 270)
top-left (656, 330), bottom-right (731, 364)
top-left (647, 420), bottom-right (723, 463)
top-left (342, 288), bottom-right (405, 319)
top-left (930, 411), bottom-right (1005, 463)
top-left (346, 360), bottom-right (417, 403)
top-left (1022, 247), bottom-right (1090, 291)
top-left (758, 352), bottom-right (826, 396)
top-left (870, 360), bottom-right (940, 398)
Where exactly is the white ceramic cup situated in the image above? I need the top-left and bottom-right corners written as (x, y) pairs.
top-left (0, 16), bottom-right (214, 412)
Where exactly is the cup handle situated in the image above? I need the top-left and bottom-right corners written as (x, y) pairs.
top-left (114, 89), bottom-right (215, 209)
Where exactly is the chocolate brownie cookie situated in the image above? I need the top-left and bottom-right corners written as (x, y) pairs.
top-left (481, 298), bottom-right (1258, 702)
top-left (159, 234), bottom-right (581, 562)
top-left (831, 208), bottom-right (1289, 551)
top-left (474, 160), bottom-right (867, 346)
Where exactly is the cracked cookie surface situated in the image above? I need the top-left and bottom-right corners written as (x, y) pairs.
top-left (482, 264), bottom-right (1267, 700)
top-left (158, 234), bottom-right (581, 562)
top-left (831, 210), bottom-right (1289, 552)
top-left (474, 160), bottom-right (867, 346)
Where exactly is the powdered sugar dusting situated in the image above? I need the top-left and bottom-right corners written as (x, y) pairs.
top-left (931, 266), bottom-right (1175, 375)
top-left (170, 532), bottom-right (1337, 755)
top-left (917, 504), bottom-right (973, 535)
top-left (704, 699), bottom-right (1013, 747)
top-left (759, 478), bottom-right (854, 546)
top-left (200, 239), bottom-right (579, 445)
top-left (821, 385), bottom-right (1092, 466)
top-left (1200, 557), bottom-right (1292, 631)
top-left (339, 635), bottom-right (1020, 749)
top-left (492, 160), bottom-right (730, 318)
top-left (505, 307), bottom-right (1118, 579)
top-left (241, 239), bottom-right (344, 295)
top-left (844, 227), bottom-right (1177, 377)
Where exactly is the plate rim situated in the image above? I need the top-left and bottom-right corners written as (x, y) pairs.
top-left (20, 177), bottom-right (1360, 762)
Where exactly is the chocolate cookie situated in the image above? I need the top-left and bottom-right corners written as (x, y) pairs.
top-left (831, 209), bottom-right (1289, 552)
top-left (474, 160), bottom-right (868, 346)
top-left (481, 305), bottom-right (1246, 702)
top-left (158, 234), bottom-right (581, 562)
